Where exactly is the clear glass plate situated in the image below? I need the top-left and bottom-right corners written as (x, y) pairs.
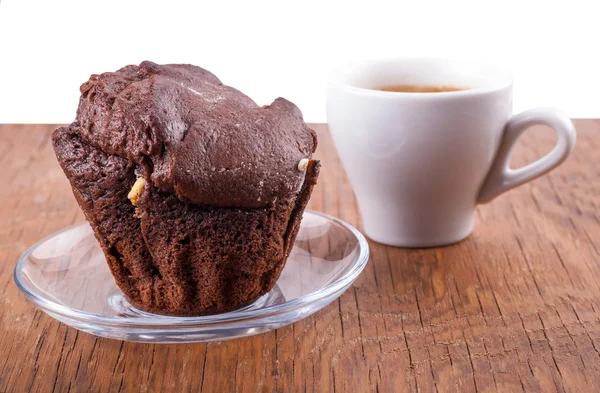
top-left (14, 210), bottom-right (369, 343)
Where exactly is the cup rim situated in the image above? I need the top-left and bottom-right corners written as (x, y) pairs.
top-left (328, 57), bottom-right (513, 98)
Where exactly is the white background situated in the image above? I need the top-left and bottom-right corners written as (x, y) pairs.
top-left (0, 0), bottom-right (598, 123)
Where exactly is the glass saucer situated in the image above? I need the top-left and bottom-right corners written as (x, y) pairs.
top-left (14, 210), bottom-right (369, 343)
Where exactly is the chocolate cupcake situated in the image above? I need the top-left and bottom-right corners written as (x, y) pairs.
top-left (52, 61), bottom-right (320, 315)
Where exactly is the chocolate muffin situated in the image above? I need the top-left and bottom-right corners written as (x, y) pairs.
top-left (52, 61), bottom-right (320, 316)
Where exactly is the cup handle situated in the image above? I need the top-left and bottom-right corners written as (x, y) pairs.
top-left (477, 108), bottom-right (576, 204)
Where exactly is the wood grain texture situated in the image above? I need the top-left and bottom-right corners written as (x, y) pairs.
top-left (0, 121), bottom-right (599, 393)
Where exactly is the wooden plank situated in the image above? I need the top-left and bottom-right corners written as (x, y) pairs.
top-left (0, 121), bottom-right (599, 392)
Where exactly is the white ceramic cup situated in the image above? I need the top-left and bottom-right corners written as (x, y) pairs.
top-left (326, 58), bottom-right (576, 247)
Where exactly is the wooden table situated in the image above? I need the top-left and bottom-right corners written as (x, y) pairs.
top-left (1, 122), bottom-right (599, 393)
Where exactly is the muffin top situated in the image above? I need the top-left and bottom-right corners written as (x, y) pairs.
top-left (73, 61), bottom-right (317, 209)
